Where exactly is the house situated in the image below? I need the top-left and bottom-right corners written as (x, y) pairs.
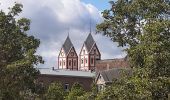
top-left (38, 68), bottom-right (95, 91)
top-left (95, 68), bottom-right (131, 91)
top-left (79, 33), bottom-right (101, 71)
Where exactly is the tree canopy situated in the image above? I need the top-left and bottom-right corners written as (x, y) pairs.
top-left (66, 83), bottom-right (85, 100)
top-left (0, 3), bottom-right (43, 99)
top-left (97, 0), bottom-right (170, 99)
top-left (46, 81), bottom-right (65, 100)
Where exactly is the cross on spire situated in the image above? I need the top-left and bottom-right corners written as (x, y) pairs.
top-left (89, 17), bottom-right (92, 33)
top-left (67, 27), bottom-right (70, 37)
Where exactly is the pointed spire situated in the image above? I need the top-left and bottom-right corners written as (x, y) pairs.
top-left (67, 27), bottom-right (70, 37)
top-left (84, 33), bottom-right (95, 52)
top-left (62, 35), bottom-right (73, 55)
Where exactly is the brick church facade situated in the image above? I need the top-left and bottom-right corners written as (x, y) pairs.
top-left (58, 36), bottom-right (78, 70)
top-left (79, 33), bottom-right (101, 71)
top-left (58, 33), bottom-right (101, 71)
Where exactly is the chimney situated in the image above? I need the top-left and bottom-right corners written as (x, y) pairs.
top-left (52, 67), bottom-right (55, 70)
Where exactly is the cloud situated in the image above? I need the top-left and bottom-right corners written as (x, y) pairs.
top-left (0, 0), bottom-right (126, 68)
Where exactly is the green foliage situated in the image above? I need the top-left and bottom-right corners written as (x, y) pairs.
top-left (0, 3), bottom-right (43, 99)
top-left (91, 82), bottom-right (98, 95)
top-left (46, 81), bottom-right (65, 100)
top-left (76, 83), bottom-right (98, 100)
top-left (77, 92), bottom-right (92, 100)
top-left (97, 0), bottom-right (170, 99)
top-left (97, 0), bottom-right (170, 47)
top-left (66, 83), bottom-right (85, 100)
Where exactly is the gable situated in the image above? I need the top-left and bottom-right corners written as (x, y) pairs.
top-left (89, 43), bottom-right (100, 55)
top-left (79, 44), bottom-right (88, 55)
top-left (68, 47), bottom-right (78, 57)
top-left (58, 48), bottom-right (66, 57)
top-left (96, 73), bottom-right (105, 85)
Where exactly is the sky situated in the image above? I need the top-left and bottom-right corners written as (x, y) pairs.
top-left (0, 0), bottom-right (126, 68)
top-left (82, 0), bottom-right (111, 11)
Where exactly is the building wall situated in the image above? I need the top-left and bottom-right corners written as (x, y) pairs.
top-left (96, 74), bottom-right (105, 91)
top-left (67, 58), bottom-right (78, 70)
top-left (37, 74), bottom-right (94, 91)
top-left (95, 58), bottom-right (129, 73)
top-left (67, 47), bottom-right (78, 70)
top-left (79, 44), bottom-right (101, 71)
top-left (88, 44), bottom-right (101, 71)
top-left (89, 44), bottom-right (100, 60)
top-left (58, 48), bottom-right (67, 69)
top-left (58, 47), bottom-right (78, 70)
top-left (79, 45), bottom-right (89, 71)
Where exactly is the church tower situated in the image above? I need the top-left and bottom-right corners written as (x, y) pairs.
top-left (58, 36), bottom-right (78, 70)
top-left (79, 33), bottom-right (101, 71)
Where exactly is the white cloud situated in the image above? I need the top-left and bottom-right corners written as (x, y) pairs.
top-left (0, 0), bottom-right (126, 68)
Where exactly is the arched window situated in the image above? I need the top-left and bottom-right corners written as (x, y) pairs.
top-left (94, 49), bottom-right (96, 54)
top-left (83, 50), bottom-right (85, 54)
top-left (71, 52), bottom-right (74, 56)
top-left (64, 83), bottom-right (69, 92)
top-left (74, 60), bottom-right (76, 66)
top-left (69, 60), bottom-right (71, 66)
top-left (81, 59), bottom-right (83, 64)
top-left (85, 58), bottom-right (87, 63)
top-left (91, 58), bottom-right (93, 64)
top-left (60, 61), bottom-right (61, 66)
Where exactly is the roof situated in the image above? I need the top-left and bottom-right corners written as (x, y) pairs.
top-left (97, 68), bottom-right (132, 83)
top-left (62, 36), bottom-right (73, 55)
top-left (84, 33), bottom-right (95, 52)
top-left (38, 68), bottom-right (95, 78)
top-left (96, 58), bottom-right (125, 62)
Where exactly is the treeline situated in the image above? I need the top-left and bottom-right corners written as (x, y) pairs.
top-left (1, 0), bottom-right (170, 99)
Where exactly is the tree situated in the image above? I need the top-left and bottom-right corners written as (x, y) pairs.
top-left (66, 83), bottom-right (85, 100)
top-left (76, 83), bottom-right (98, 100)
top-left (46, 81), bottom-right (65, 100)
top-left (97, 0), bottom-right (170, 99)
top-left (0, 3), bottom-right (43, 99)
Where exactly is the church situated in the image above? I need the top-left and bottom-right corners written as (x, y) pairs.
top-left (38, 33), bottom-right (101, 91)
top-left (58, 33), bottom-right (101, 71)
top-left (38, 33), bottom-right (128, 91)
